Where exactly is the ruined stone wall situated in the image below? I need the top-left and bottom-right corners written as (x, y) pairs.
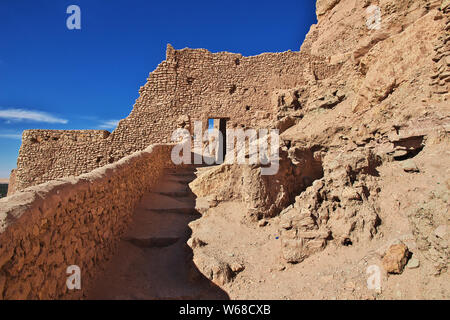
top-left (0, 144), bottom-right (175, 299)
top-left (6, 170), bottom-right (15, 198)
top-left (13, 46), bottom-right (342, 192)
top-left (14, 130), bottom-right (112, 192)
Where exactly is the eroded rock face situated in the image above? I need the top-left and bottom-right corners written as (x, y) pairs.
top-left (192, 0), bottom-right (450, 271)
top-left (409, 204), bottom-right (450, 275)
top-left (191, 143), bottom-right (385, 265)
top-left (279, 148), bottom-right (382, 263)
top-left (316, 0), bottom-right (341, 17)
top-left (183, 0), bottom-right (450, 297)
top-left (190, 143), bottom-right (324, 220)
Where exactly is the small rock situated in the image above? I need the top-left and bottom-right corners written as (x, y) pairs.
top-left (269, 264), bottom-right (286, 272)
top-left (406, 257), bottom-right (420, 269)
top-left (189, 237), bottom-right (207, 248)
top-left (393, 149), bottom-right (408, 158)
top-left (382, 243), bottom-right (410, 274)
top-left (258, 219), bottom-right (268, 227)
top-left (344, 281), bottom-right (355, 291)
top-left (401, 160), bottom-right (419, 173)
top-left (433, 225), bottom-right (447, 238)
top-left (230, 262), bottom-right (245, 273)
top-left (193, 254), bottom-right (234, 286)
top-left (341, 187), bottom-right (361, 201)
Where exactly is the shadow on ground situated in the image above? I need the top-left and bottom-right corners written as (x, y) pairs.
top-left (86, 165), bottom-right (229, 300)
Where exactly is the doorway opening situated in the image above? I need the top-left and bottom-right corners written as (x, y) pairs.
top-left (207, 118), bottom-right (228, 163)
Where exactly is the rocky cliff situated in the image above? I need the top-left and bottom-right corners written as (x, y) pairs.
top-left (188, 0), bottom-right (450, 299)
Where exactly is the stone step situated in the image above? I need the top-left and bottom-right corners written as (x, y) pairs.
top-left (168, 173), bottom-right (196, 178)
top-left (146, 208), bottom-right (198, 215)
top-left (123, 236), bottom-right (180, 248)
top-left (153, 180), bottom-right (190, 192)
top-left (153, 191), bottom-right (194, 198)
top-left (167, 177), bottom-right (196, 184)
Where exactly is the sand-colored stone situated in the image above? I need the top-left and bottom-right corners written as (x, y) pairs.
top-left (382, 243), bottom-right (410, 274)
top-left (0, 144), bottom-right (175, 299)
top-left (1, 0), bottom-right (450, 300)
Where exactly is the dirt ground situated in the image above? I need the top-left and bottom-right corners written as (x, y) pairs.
top-left (85, 139), bottom-right (449, 300)
top-left (188, 140), bottom-right (450, 300)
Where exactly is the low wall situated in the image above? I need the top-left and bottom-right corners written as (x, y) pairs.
top-left (0, 143), bottom-right (175, 299)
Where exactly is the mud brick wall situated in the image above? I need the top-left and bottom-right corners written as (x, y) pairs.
top-left (0, 144), bottom-right (175, 299)
top-left (6, 170), bottom-right (15, 197)
top-left (15, 130), bottom-right (112, 192)
top-left (13, 45), bottom-right (340, 193)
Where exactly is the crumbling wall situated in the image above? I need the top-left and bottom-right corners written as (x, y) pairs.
top-left (14, 130), bottom-right (112, 192)
top-left (14, 46), bottom-right (340, 193)
top-left (6, 170), bottom-right (15, 197)
top-left (0, 144), bottom-right (175, 299)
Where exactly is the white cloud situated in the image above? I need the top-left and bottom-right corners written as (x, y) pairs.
top-left (98, 119), bottom-right (120, 129)
top-left (0, 108), bottom-right (68, 124)
top-left (0, 133), bottom-right (22, 139)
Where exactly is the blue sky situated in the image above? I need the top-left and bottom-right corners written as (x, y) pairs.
top-left (0, 0), bottom-right (317, 177)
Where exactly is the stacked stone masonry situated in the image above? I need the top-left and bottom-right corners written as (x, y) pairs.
top-left (0, 144), bottom-right (175, 299)
top-left (430, 5), bottom-right (450, 94)
top-left (12, 46), bottom-right (342, 193)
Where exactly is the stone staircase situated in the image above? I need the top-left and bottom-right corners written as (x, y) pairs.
top-left (86, 167), bottom-right (228, 300)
